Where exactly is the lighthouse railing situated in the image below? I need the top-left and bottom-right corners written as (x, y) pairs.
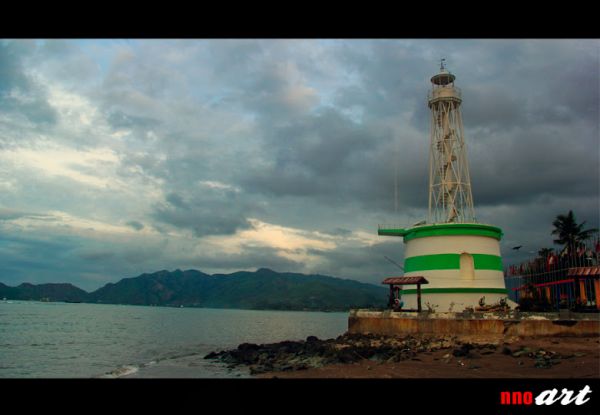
top-left (428, 86), bottom-right (462, 101)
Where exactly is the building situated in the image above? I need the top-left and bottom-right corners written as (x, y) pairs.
top-left (378, 62), bottom-right (509, 312)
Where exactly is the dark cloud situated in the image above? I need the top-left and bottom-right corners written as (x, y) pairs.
top-left (237, 108), bottom-right (428, 214)
top-left (125, 220), bottom-right (144, 231)
top-left (0, 208), bottom-right (29, 221)
top-left (183, 244), bottom-right (302, 272)
top-left (322, 228), bottom-right (353, 236)
top-left (165, 192), bottom-right (188, 209)
top-left (152, 189), bottom-right (257, 237)
top-left (0, 40), bottom-right (57, 127)
top-left (469, 124), bottom-right (598, 207)
top-left (106, 110), bottom-right (161, 130)
top-left (78, 251), bottom-right (115, 261)
top-left (306, 240), bottom-right (405, 285)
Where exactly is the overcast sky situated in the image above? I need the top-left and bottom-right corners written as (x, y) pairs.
top-left (0, 39), bottom-right (598, 291)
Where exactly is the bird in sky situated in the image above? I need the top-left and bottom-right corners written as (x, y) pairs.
top-left (512, 245), bottom-right (523, 250)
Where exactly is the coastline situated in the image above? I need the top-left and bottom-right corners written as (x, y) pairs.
top-left (205, 333), bottom-right (600, 379)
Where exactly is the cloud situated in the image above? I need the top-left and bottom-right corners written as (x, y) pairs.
top-left (151, 188), bottom-right (256, 237)
top-left (0, 39), bottom-right (597, 292)
top-left (126, 220), bottom-right (144, 231)
top-left (0, 40), bottom-right (58, 128)
top-left (0, 208), bottom-right (53, 221)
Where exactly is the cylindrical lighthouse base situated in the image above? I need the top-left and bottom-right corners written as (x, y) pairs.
top-left (398, 223), bottom-right (510, 312)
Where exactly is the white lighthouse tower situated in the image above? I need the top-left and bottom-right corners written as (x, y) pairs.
top-left (379, 61), bottom-right (509, 311)
top-left (427, 59), bottom-right (474, 224)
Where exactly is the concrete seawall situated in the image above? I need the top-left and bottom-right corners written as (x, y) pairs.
top-left (348, 310), bottom-right (600, 339)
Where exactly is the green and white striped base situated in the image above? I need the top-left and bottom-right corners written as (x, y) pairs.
top-left (379, 223), bottom-right (509, 311)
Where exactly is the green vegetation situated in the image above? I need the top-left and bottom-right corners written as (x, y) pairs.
top-left (551, 210), bottom-right (598, 254)
top-left (1, 268), bottom-right (387, 312)
top-left (0, 282), bottom-right (88, 302)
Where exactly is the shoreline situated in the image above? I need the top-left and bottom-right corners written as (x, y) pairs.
top-left (205, 333), bottom-right (600, 379)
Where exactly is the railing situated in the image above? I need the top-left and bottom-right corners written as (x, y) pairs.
top-left (427, 86), bottom-right (462, 101)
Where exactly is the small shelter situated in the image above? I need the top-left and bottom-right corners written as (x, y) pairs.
top-left (568, 266), bottom-right (600, 310)
top-left (382, 276), bottom-right (429, 312)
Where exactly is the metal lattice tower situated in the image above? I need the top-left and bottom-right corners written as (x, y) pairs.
top-left (427, 60), bottom-right (475, 223)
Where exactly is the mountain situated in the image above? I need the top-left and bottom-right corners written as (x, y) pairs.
top-left (0, 282), bottom-right (89, 302)
top-left (1, 268), bottom-right (387, 311)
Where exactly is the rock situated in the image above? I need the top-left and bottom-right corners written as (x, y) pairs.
top-left (511, 347), bottom-right (531, 358)
top-left (237, 342), bottom-right (261, 351)
top-left (208, 333), bottom-right (518, 375)
top-left (453, 343), bottom-right (474, 357)
top-left (204, 351), bottom-right (220, 359)
top-left (534, 360), bottom-right (551, 369)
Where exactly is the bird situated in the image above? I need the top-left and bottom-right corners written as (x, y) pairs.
top-left (512, 245), bottom-right (523, 250)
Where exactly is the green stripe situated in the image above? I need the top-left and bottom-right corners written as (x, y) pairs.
top-left (378, 228), bottom-right (408, 237)
top-left (404, 253), bottom-right (503, 272)
top-left (378, 223), bottom-right (503, 241)
top-left (401, 287), bottom-right (508, 295)
top-left (472, 254), bottom-right (503, 270)
top-left (405, 254), bottom-right (459, 271)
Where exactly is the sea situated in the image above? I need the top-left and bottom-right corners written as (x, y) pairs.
top-left (0, 300), bottom-right (348, 378)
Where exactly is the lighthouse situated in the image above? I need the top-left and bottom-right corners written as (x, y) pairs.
top-left (378, 61), bottom-right (509, 312)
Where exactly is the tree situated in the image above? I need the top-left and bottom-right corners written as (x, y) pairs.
top-left (537, 247), bottom-right (554, 258)
top-left (551, 210), bottom-right (598, 255)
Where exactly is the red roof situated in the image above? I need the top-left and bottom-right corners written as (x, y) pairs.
top-left (382, 276), bottom-right (429, 285)
top-left (568, 266), bottom-right (600, 276)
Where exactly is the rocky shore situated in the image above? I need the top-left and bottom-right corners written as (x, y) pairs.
top-left (205, 334), bottom-right (575, 375)
top-left (204, 333), bottom-right (600, 378)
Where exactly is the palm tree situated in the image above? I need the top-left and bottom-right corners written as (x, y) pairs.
top-left (537, 247), bottom-right (554, 259)
top-left (551, 210), bottom-right (598, 256)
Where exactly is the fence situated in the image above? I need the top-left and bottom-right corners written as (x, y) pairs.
top-left (503, 240), bottom-right (600, 311)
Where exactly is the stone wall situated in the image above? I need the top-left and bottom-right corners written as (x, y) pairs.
top-left (348, 310), bottom-right (600, 339)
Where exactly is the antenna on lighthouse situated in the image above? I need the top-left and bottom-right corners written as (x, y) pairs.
top-left (440, 58), bottom-right (446, 70)
top-left (394, 147), bottom-right (399, 213)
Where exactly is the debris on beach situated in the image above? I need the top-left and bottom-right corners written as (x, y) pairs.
top-left (508, 346), bottom-right (565, 368)
top-left (204, 334), bottom-right (493, 375)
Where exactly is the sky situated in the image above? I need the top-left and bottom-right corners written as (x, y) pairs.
top-left (0, 39), bottom-right (598, 291)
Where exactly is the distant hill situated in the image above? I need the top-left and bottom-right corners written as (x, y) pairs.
top-left (1, 268), bottom-right (387, 311)
top-left (0, 282), bottom-right (88, 302)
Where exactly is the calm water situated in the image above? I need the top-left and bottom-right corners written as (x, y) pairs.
top-left (0, 301), bottom-right (348, 378)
